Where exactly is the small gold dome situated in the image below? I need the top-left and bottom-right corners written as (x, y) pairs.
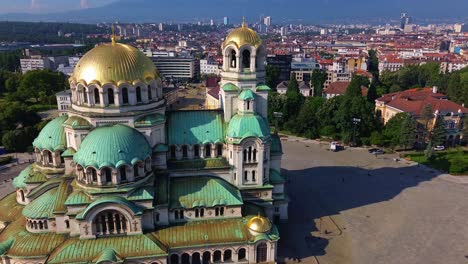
top-left (71, 42), bottom-right (158, 85)
top-left (223, 20), bottom-right (262, 49)
top-left (247, 215), bottom-right (272, 233)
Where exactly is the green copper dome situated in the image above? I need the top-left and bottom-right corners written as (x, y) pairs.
top-left (222, 83), bottom-right (239, 92)
top-left (226, 114), bottom-right (270, 140)
top-left (238, 89), bottom-right (256, 101)
top-left (73, 125), bottom-right (151, 169)
top-left (32, 115), bottom-right (67, 151)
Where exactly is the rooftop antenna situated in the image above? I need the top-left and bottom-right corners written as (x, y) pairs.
top-left (242, 17), bottom-right (246, 28)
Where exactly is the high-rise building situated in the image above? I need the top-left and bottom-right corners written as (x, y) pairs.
top-left (210, 19), bottom-right (214, 26)
top-left (264, 16), bottom-right (271, 26)
top-left (266, 54), bottom-right (292, 83)
top-left (158, 22), bottom-right (163, 32)
top-left (280, 26), bottom-right (288, 37)
top-left (223, 16), bottom-right (229, 25)
top-left (400, 12), bottom-right (412, 29)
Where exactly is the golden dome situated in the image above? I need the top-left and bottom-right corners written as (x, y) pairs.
top-left (71, 42), bottom-right (158, 85)
top-left (247, 215), bottom-right (272, 233)
top-left (223, 20), bottom-right (262, 49)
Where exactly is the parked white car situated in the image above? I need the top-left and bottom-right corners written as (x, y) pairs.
top-left (433, 145), bottom-right (445, 151)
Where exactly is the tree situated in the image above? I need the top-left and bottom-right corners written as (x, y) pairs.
top-left (421, 104), bottom-right (434, 142)
top-left (367, 82), bottom-right (378, 102)
top-left (265, 65), bottom-right (280, 90)
top-left (2, 127), bottom-right (38, 153)
top-left (345, 75), bottom-right (369, 97)
top-left (425, 142), bottom-right (435, 161)
top-left (383, 112), bottom-right (407, 149)
top-left (429, 115), bottom-right (446, 146)
top-left (16, 70), bottom-right (68, 103)
top-left (287, 74), bottom-right (299, 95)
top-left (368, 50), bottom-right (379, 78)
top-left (294, 97), bottom-right (325, 138)
top-left (399, 113), bottom-right (417, 150)
top-left (311, 70), bottom-right (327, 97)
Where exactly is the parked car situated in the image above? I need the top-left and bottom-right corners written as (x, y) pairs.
top-left (371, 149), bottom-right (384, 155)
top-left (330, 141), bottom-right (343, 152)
top-left (433, 145), bottom-right (445, 151)
top-left (368, 148), bottom-right (379, 153)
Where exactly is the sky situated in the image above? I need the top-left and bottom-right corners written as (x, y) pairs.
top-left (0, 0), bottom-right (115, 13)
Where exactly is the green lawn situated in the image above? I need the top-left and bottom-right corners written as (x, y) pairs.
top-left (403, 150), bottom-right (468, 175)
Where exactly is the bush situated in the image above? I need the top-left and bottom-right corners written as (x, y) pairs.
top-left (320, 125), bottom-right (336, 137)
top-left (449, 153), bottom-right (467, 174)
top-left (0, 156), bottom-right (12, 165)
top-left (370, 131), bottom-right (384, 146)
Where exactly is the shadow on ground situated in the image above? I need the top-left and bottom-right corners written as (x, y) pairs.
top-left (277, 164), bottom-right (441, 261)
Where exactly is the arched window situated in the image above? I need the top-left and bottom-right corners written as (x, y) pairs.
top-left (39, 221), bottom-right (43, 230)
top-left (170, 254), bottom-right (179, 264)
top-left (202, 252), bottom-right (211, 264)
top-left (89, 168), bottom-right (97, 183)
top-left (242, 49), bottom-right (251, 69)
top-left (220, 207), bottom-right (224, 216)
top-left (194, 145), bottom-right (200, 158)
top-left (252, 170), bottom-right (256, 182)
top-left (122, 87), bottom-right (129, 104)
top-left (44, 220), bottom-right (48, 229)
top-left (205, 144), bottom-right (212, 157)
top-left (244, 171), bottom-right (248, 181)
top-left (253, 149), bottom-right (257, 161)
top-left (238, 248), bottom-right (247, 261)
top-left (83, 88), bottom-right (88, 104)
top-left (93, 210), bottom-right (128, 236)
top-left (103, 167), bottom-right (112, 183)
top-left (230, 50), bottom-right (237, 68)
top-left (215, 207), bottom-right (219, 216)
top-left (195, 208), bottom-right (199, 218)
top-left (243, 149), bottom-right (247, 162)
top-left (65, 220), bottom-right (70, 229)
top-left (148, 85), bottom-right (152, 100)
top-left (213, 251), bottom-right (222, 262)
top-left (19, 189), bottom-right (25, 202)
top-left (181, 253), bottom-right (190, 264)
top-left (33, 221), bottom-right (38, 230)
top-left (120, 166), bottom-right (127, 182)
top-left (192, 253), bottom-right (201, 264)
top-left (224, 250), bottom-right (232, 262)
top-left (134, 163), bottom-right (140, 178)
top-left (170, 145), bottom-right (176, 159)
top-left (247, 100), bottom-right (251, 110)
top-left (136, 86), bottom-right (142, 103)
top-left (94, 88), bottom-right (100, 104)
top-left (107, 88), bottom-right (115, 105)
top-left (256, 243), bottom-right (268, 263)
top-left (217, 144), bottom-right (223, 157)
top-left (200, 208), bottom-right (204, 217)
top-left (182, 145), bottom-right (188, 158)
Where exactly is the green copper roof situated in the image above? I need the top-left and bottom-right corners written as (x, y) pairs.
top-left (153, 144), bottom-right (168, 153)
top-left (256, 84), bottom-right (271, 91)
top-left (0, 237), bottom-right (14, 256)
top-left (0, 217), bottom-right (67, 258)
top-left (0, 193), bottom-right (24, 223)
top-left (226, 114), bottom-right (270, 140)
top-left (238, 89), bottom-right (256, 101)
top-left (95, 248), bottom-right (121, 263)
top-left (32, 115), bottom-right (67, 151)
top-left (61, 147), bottom-right (76, 157)
top-left (64, 190), bottom-right (92, 206)
top-left (135, 113), bottom-right (166, 128)
top-left (13, 165), bottom-right (32, 189)
top-left (128, 186), bottom-right (155, 201)
top-left (222, 83), bottom-right (239, 92)
top-left (47, 235), bottom-right (166, 263)
top-left (22, 179), bottom-right (72, 218)
top-left (73, 124), bottom-right (151, 169)
top-left (63, 115), bottom-right (92, 129)
top-left (269, 169), bottom-right (286, 184)
top-left (271, 134), bottom-right (283, 154)
top-left (167, 111), bottom-right (224, 146)
top-left (76, 196), bottom-right (143, 220)
top-left (152, 218), bottom-right (248, 248)
top-left (170, 176), bottom-right (243, 209)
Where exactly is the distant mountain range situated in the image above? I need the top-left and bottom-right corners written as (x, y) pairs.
top-left (0, 0), bottom-right (467, 24)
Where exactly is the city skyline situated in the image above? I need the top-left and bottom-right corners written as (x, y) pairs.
top-left (0, 0), bottom-right (467, 24)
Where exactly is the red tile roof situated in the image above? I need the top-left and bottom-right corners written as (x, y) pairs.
top-left (207, 87), bottom-right (220, 100)
top-left (377, 88), bottom-right (468, 116)
top-left (324, 82), bottom-right (368, 96)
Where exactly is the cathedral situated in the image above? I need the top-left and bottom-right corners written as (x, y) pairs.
top-left (0, 21), bottom-right (288, 264)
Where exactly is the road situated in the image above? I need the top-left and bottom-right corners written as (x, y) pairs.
top-left (278, 137), bottom-right (468, 264)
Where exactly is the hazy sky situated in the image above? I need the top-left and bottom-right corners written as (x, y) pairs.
top-left (0, 0), bottom-right (115, 13)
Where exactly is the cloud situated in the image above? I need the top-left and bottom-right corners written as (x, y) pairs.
top-left (80, 0), bottom-right (89, 9)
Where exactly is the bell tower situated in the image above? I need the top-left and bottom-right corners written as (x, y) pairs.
top-left (220, 18), bottom-right (270, 122)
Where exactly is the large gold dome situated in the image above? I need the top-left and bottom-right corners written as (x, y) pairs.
top-left (222, 21), bottom-right (262, 49)
top-left (71, 42), bottom-right (158, 85)
top-left (247, 215), bottom-right (272, 233)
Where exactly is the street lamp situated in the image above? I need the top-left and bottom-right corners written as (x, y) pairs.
top-left (273, 112), bottom-right (283, 135)
top-left (352, 117), bottom-right (361, 147)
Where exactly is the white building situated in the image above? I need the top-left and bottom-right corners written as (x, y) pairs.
top-left (200, 59), bottom-right (221, 75)
top-left (20, 57), bottom-right (53, 74)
